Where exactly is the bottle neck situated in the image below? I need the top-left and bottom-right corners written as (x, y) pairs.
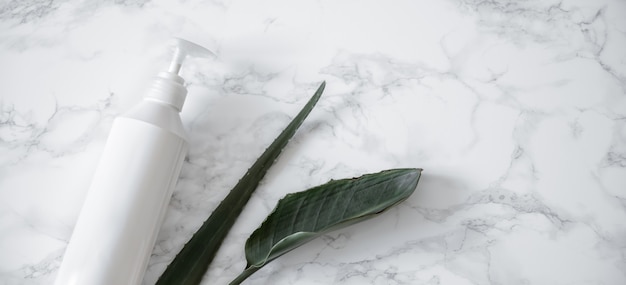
top-left (122, 99), bottom-right (188, 140)
top-left (144, 72), bottom-right (187, 112)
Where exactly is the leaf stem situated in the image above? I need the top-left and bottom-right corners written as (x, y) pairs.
top-left (228, 267), bottom-right (261, 285)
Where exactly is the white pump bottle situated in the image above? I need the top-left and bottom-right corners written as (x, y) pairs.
top-left (54, 39), bottom-right (214, 285)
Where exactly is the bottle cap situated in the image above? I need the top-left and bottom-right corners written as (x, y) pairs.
top-left (145, 38), bottom-right (216, 111)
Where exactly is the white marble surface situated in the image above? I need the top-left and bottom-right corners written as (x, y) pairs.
top-left (1, 0), bottom-right (626, 284)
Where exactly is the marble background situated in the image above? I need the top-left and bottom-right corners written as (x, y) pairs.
top-left (1, 0), bottom-right (625, 284)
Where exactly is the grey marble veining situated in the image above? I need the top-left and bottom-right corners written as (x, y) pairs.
top-left (1, 0), bottom-right (625, 284)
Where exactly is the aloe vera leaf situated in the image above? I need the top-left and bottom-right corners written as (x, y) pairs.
top-left (156, 82), bottom-right (326, 285)
top-left (230, 168), bottom-right (422, 285)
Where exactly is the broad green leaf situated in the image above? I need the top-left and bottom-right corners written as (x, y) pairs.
top-left (157, 82), bottom-right (326, 285)
top-left (230, 168), bottom-right (422, 284)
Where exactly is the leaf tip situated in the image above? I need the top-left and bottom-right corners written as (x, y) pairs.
top-left (317, 81), bottom-right (326, 93)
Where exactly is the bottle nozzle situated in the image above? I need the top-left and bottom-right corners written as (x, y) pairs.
top-left (146, 38), bottom-right (215, 111)
top-left (167, 38), bottom-right (216, 75)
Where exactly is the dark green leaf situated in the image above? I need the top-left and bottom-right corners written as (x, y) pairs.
top-left (230, 168), bottom-right (422, 285)
top-left (157, 82), bottom-right (326, 285)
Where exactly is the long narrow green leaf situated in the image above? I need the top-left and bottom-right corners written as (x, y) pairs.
top-left (157, 82), bottom-right (326, 285)
top-left (230, 168), bottom-right (422, 285)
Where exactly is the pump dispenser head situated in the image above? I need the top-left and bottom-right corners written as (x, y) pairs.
top-left (167, 38), bottom-right (216, 74)
top-left (146, 38), bottom-right (215, 111)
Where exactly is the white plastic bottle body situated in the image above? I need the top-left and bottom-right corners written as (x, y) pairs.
top-left (54, 102), bottom-right (188, 285)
